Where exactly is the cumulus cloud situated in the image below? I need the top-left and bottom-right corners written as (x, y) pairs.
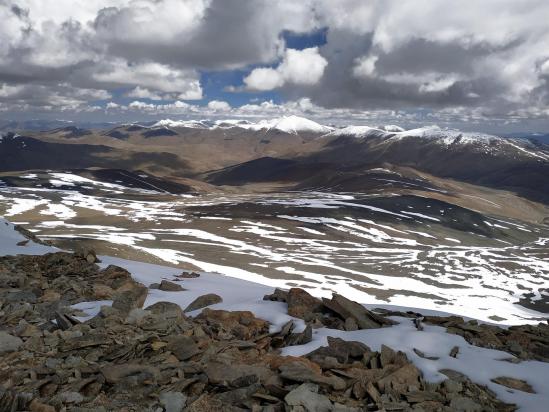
top-left (126, 87), bottom-right (163, 101)
top-left (0, 0), bottom-right (548, 129)
top-left (94, 61), bottom-right (202, 98)
top-left (207, 100), bottom-right (231, 111)
top-left (244, 47), bottom-right (328, 91)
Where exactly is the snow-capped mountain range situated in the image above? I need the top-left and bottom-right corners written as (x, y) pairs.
top-left (150, 115), bottom-right (334, 134)
top-left (144, 115), bottom-right (549, 160)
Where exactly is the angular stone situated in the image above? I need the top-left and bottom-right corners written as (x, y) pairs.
top-left (185, 394), bottom-right (222, 411)
top-left (307, 337), bottom-right (370, 366)
top-left (101, 364), bottom-right (160, 384)
top-left (93, 284), bottom-right (114, 299)
top-left (158, 280), bottom-right (185, 292)
top-left (166, 336), bottom-right (199, 361)
top-left (449, 396), bottom-right (482, 412)
top-left (491, 376), bottom-right (535, 393)
top-left (196, 309), bottom-right (269, 340)
top-left (98, 265), bottom-right (133, 289)
top-left (125, 308), bottom-right (149, 325)
top-left (111, 283), bottom-right (147, 313)
top-left (380, 344), bottom-right (408, 367)
top-left (159, 391), bottom-right (187, 412)
top-left (323, 294), bottom-right (394, 329)
top-left (74, 246), bottom-right (99, 264)
top-left (286, 288), bottom-right (323, 319)
top-left (285, 383), bottom-right (333, 412)
top-left (263, 288), bottom-right (289, 302)
top-left (29, 399), bottom-right (56, 412)
top-left (184, 293), bottom-right (222, 312)
top-left (176, 271), bottom-right (200, 279)
top-left (0, 331), bottom-right (23, 354)
top-left (377, 363), bottom-right (421, 393)
top-left (55, 311), bottom-right (80, 330)
top-left (58, 391), bottom-right (84, 404)
top-left (279, 360), bottom-right (346, 390)
top-left (145, 301), bottom-right (184, 317)
top-left (443, 379), bottom-right (463, 393)
top-left (205, 361), bottom-right (272, 387)
top-left (344, 317), bottom-right (358, 331)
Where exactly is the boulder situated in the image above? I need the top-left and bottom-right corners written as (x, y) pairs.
top-left (263, 288), bottom-right (289, 302)
top-left (449, 396), bottom-right (482, 412)
top-left (307, 337), bottom-right (370, 366)
top-left (491, 376), bottom-right (535, 393)
top-left (158, 280), bottom-right (185, 292)
top-left (111, 283), bottom-right (148, 313)
top-left (377, 363), bottom-right (421, 393)
top-left (286, 288), bottom-right (323, 319)
top-left (93, 284), bottom-right (114, 299)
top-left (322, 294), bottom-right (394, 329)
top-left (184, 293), bottom-right (222, 312)
top-left (74, 246), bottom-right (99, 264)
top-left (145, 301), bottom-right (185, 318)
top-left (98, 265), bottom-right (133, 289)
top-left (159, 391), bottom-right (187, 412)
top-left (196, 309), bottom-right (269, 340)
top-left (176, 271), bottom-right (200, 279)
top-left (0, 332), bottom-right (23, 354)
top-left (166, 336), bottom-right (199, 361)
top-left (285, 383), bottom-right (333, 412)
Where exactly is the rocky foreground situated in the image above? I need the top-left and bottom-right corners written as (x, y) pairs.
top-left (1, 250), bottom-right (548, 411)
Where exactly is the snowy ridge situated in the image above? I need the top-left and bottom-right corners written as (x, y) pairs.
top-left (148, 115), bottom-right (333, 134)
top-left (244, 115), bottom-right (334, 134)
top-left (327, 124), bottom-right (549, 160)
top-left (151, 119), bottom-right (209, 129)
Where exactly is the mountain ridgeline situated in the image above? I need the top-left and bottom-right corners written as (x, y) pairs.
top-left (1, 116), bottom-right (549, 204)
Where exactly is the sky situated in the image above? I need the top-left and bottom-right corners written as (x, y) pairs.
top-left (1, 0), bottom-right (549, 132)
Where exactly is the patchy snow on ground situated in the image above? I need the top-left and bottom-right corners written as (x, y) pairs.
top-left (97, 254), bottom-right (549, 412)
top-left (1, 216), bottom-right (549, 411)
top-left (0, 217), bottom-right (57, 255)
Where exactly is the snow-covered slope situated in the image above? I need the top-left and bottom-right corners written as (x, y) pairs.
top-left (328, 124), bottom-right (549, 160)
top-left (149, 115), bottom-right (333, 134)
top-left (0, 217), bottom-right (56, 255)
top-left (1, 217), bottom-right (549, 410)
top-left (247, 115), bottom-right (334, 134)
top-left (151, 119), bottom-right (209, 129)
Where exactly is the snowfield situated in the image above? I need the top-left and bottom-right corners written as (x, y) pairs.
top-left (1, 177), bottom-right (548, 326)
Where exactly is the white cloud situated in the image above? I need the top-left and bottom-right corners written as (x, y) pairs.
top-left (94, 60), bottom-right (202, 98)
top-left (1, 0), bottom-right (549, 127)
top-left (278, 47), bottom-right (328, 85)
top-left (106, 102), bottom-right (121, 110)
top-left (352, 55), bottom-right (378, 78)
top-left (243, 68), bottom-right (284, 91)
top-left (94, 0), bottom-right (210, 44)
top-left (126, 87), bottom-right (163, 100)
top-left (207, 100), bottom-right (231, 111)
top-left (244, 47), bottom-right (327, 91)
top-left (0, 83), bottom-right (25, 98)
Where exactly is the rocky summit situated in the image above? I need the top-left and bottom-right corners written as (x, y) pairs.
top-left (2, 249), bottom-right (547, 411)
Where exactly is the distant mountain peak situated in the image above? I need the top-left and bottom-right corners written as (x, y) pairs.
top-left (257, 115), bottom-right (334, 134)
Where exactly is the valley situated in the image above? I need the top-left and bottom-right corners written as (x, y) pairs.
top-left (1, 158), bottom-right (548, 325)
